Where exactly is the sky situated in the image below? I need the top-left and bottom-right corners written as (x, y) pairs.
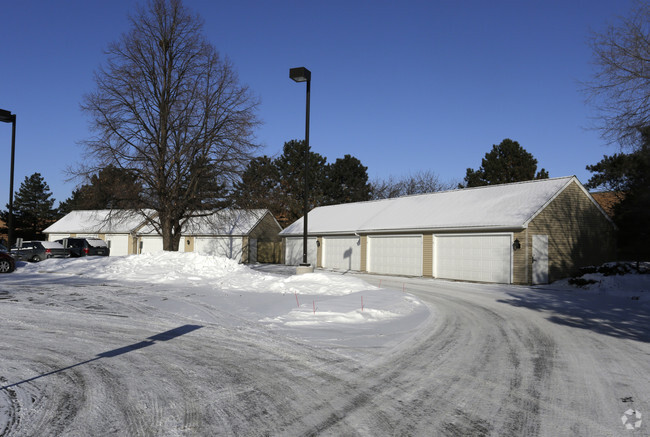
top-left (0, 0), bottom-right (639, 208)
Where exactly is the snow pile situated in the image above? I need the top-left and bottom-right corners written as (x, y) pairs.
top-left (559, 262), bottom-right (650, 302)
top-left (18, 252), bottom-right (374, 296)
top-left (13, 252), bottom-right (426, 332)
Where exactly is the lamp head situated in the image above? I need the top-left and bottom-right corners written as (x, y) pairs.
top-left (290, 67), bottom-right (311, 83)
top-left (0, 109), bottom-right (15, 123)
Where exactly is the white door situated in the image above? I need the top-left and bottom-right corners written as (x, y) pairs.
top-left (285, 237), bottom-right (318, 265)
top-left (368, 235), bottom-right (423, 276)
top-left (435, 234), bottom-right (512, 284)
top-left (532, 235), bottom-right (549, 284)
top-left (322, 236), bottom-right (361, 271)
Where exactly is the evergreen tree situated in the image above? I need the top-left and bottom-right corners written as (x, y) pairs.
top-left (461, 139), bottom-right (548, 188)
top-left (231, 155), bottom-right (284, 220)
top-left (325, 155), bottom-right (371, 205)
top-left (2, 173), bottom-right (58, 241)
top-left (274, 140), bottom-right (328, 226)
top-left (586, 138), bottom-right (650, 261)
top-left (59, 165), bottom-right (144, 214)
top-left (231, 141), bottom-right (372, 226)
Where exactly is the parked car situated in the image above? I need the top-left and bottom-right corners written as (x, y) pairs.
top-left (11, 241), bottom-right (70, 262)
top-left (0, 250), bottom-right (16, 273)
top-left (56, 237), bottom-right (110, 257)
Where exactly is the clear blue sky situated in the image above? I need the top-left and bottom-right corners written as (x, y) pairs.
top-left (0, 0), bottom-right (636, 208)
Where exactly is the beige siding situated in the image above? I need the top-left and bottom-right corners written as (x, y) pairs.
top-left (249, 213), bottom-right (282, 241)
top-left (316, 237), bottom-right (323, 268)
top-left (128, 234), bottom-right (136, 255)
top-left (241, 236), bottom-right (249, 263)
top-left (247, 212), bottom-right (282, 263)
top-left (360, 235), bottom-right (368, 272)
top-left (523, 181), bottom-right (616, 283)
top-left (184, 236), bottom-right (195, 252)
top-left (423, 233), bottom-right (433, 277)
top-left (512, 230), bottom-right (528, 284)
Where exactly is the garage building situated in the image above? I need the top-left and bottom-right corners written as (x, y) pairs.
top-left (280, 176), bottom-right (616, 284)
top-left (45, 209), bottom-right (282, 263)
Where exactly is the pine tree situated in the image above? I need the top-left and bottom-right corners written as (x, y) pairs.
top-left (325, 155), bottom-right (371, 205)
top-left (59, 165), bottom-right (144, 214)
top-left (6, 173), bottom-right (58, 241)
top-left (586, 138), bottom-right (650, 261)
top-left (461, 139), bottom-right (548, 188)
top-left (274, 140), bottom-right (328, 226)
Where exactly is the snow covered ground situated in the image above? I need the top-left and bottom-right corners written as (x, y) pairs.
top-left (1, 253), bottom-right (648, 436)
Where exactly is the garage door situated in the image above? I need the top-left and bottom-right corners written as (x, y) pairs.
top-left (435, 234), bottom-right (511, 283)
top-left (285, 237), bottom-right (317, 266)
top-left (322, 236), bottom-right (361, 271)
top-left (140, 236), bottom-right (163, 254)
top-left (105, 234), bottom-right (129, 256)
top-left (195, 237), bottom-right (243, 261)
top-left (368, 235), bottom-right (422, 276)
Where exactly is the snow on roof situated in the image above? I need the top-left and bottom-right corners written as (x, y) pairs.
top-left (44, 210), bottom-right (151, 234)
top-left (281, 176), bottom-right (578, 235)
top-left (137, 209), bottom-right (270, 236)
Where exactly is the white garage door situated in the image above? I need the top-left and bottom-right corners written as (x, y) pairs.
top-left (285, 237), bottom-right (317, 266)
top-left (435, 234), bottom-right (511, 283)
top-left (105, 234), bottom-right (129, 256)
top-left (140, 236), bottom-right (163, 254)
top-left (368, 235), bottom-right (423, 276)
top-left (195, 237), bottom-right (243, 261)
top-left (322, 236), bottom-right (361, 271)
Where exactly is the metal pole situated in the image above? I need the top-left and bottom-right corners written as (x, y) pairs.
top-left (302, 78), bottom-right (310, 266)
top-left (7, 115), bottom-right (16, 251)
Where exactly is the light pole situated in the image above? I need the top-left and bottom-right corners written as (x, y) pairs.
top-left (0, 109), bottom-right (16, 251)
top-left (289, 67), bottom-right (311, 268)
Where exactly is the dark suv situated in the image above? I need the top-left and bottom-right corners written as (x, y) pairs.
top-left (11, 241), bottom-right (70, 262)
top-left (56, 237), bottom-right (110, 257)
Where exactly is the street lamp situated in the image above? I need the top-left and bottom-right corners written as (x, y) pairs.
top-left (290, 67), bottom-right (312, 269)
top-left (0, 109), bottom-right (16, 251)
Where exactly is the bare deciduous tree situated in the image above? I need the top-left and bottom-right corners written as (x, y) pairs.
top-left (81, 0), bottom-right (260, 250)
top-left (585, 2), bottom-right (650, 148)
top-left (370, 170), bottom-right (454, 199)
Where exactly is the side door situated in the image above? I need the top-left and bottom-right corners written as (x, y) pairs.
top-left (532, 235), bottom-right (549, 284)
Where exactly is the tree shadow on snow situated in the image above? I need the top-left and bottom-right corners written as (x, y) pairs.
top-left (498, 288), bottom-right (650, 343)
top-left (0, 324), bottom-right (202, 390)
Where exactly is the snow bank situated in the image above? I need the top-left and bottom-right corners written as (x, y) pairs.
top-left (555, 262), bottom-right (650, 303)
top-left (13, 253), bottom-right (426, 333)
top-left (16, 252), bottom-right (374, 296)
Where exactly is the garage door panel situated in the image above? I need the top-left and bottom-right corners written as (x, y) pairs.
top-left (323, 237), bottom-right (361, 271)
top-left (105, 235), bottom-right (129, 256)
top-left (435, 234), bottom-right (511, 283)
top-left (368, 235), bottom-right (422, 276)
top-left (140, 236), bottom-right (163, 254)
top-left (285, 237), bottom-right (317, 266)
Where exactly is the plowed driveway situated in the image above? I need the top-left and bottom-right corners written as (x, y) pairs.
top-left (1, 271), bottom-right (648, 436)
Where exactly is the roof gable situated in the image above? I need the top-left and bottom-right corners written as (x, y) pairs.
top-left (281, 177), bottom-right (584, 235)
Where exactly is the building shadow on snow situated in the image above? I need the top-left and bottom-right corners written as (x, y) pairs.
top-left (0, 324), bottom-right (202, 391)
top-left (498, 288), bottom-right (650, 343)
